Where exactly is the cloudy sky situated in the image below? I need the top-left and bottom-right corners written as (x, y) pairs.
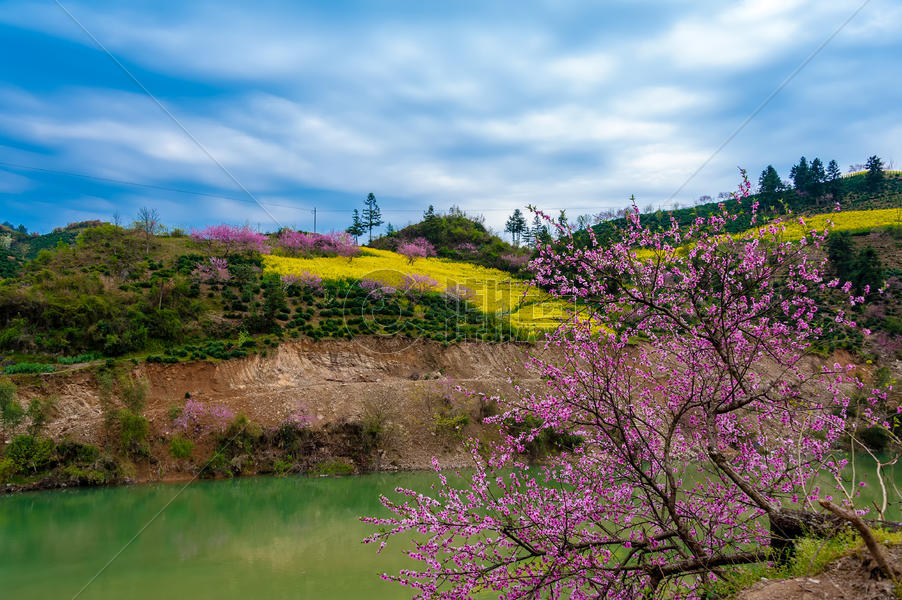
top-left (0, 0), bottom-right (900, 235)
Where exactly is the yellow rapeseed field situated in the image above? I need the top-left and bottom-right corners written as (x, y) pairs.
top-left (264, 248), bottom-right (572, 331)
top-left (264, 208), bottom-right (899, 331)
top-left (765, 207), bottom-right (901, 240)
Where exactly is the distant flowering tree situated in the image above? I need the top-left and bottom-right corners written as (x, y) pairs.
top-left (191, 224), bottom-right (269, 256)
top-left (366, 174), bottom-right (884, 598)
top-left (296, 271), bottom-right (323, 293)
top-left (399, 273), bottom-right (440, 296)
top-left (276, 229), bottom-right (359, 258)
top-left (172, 400), bottom-right (234, 438)
top-left (192, 257), bottom-right (231, 283)
top-left (454, 242), bottom-right (478, 255)
top-left (398, 237), bottom-right (436, 264)
top-left (360, 278), bottom-right (397, 299)
top-left (500, 252), bottom-right (531, 271)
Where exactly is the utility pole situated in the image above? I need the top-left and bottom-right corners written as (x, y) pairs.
top-left (313, 207), bottom-right (317, 233)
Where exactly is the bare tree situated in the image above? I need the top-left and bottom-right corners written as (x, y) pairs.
top-left (112, 211), bottom-right (122, 227)
top-left (135, 207), bottom-right (162, 254)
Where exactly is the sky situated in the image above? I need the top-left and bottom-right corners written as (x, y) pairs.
top-left (0, 0), bottom-right (900, 236)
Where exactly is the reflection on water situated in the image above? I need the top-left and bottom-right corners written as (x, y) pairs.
top-left (1, 456), bottom-right (900, 599)
top-left (1, 472), bottom-right (439, 600)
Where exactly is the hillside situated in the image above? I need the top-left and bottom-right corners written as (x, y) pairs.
top-left (368, 209), bottom-right (531, 273)
top-left (584, 171), bottom-right (902, 245)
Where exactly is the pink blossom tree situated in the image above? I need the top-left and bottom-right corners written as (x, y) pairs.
top-left (275, 229), bottom-right (359, 258)
top-left (398, 237), bottom-right (436, 264)
top-left (365, 178), bottom-right (879, 598)
top-left (191, 224), bottom-right (269, 256)
top-left (191, 257), bottom-right (231, 283)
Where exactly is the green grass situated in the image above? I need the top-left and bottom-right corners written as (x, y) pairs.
top-left (706, 530), bottom-right (902, 599)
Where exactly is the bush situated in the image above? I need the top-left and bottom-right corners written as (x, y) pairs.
top-left (168, 436), bottom-right (194, 459)
top-left (0, 379), bottom-right (24, 430)
top-left (0, 457), bottom-right (16, 483)
top-left (311, 459), bottom-right (354, 476)
top-left (6, 434), bottom-right (54, 473)
top-left (432, 411), bottom-right (470, 439)
top-left (117, 409), bottom-right (149, 455)
top-left (4, 362), bottom-right (55, 375)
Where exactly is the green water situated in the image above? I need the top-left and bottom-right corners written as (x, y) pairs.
top-left (0, 472), bottom-right (438, 600)
top-left (3, 459), bottom-right (900, 599)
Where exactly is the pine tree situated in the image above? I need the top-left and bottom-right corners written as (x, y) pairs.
top-left (865, 155), bottom-right (885, 192)
top-left (423, 205), bottom-right (437, 221)
top-left (385, 223), bottom-right (395, 236)
top-left (826, 160), bottom-right (843, 200)
top-left (362, 193), bottom-right (383, 243)
top-left (346, 209), bottom-right (365, 243)
top-left (757, 165), bottom-right (783, 209)
top-left (505, 209), bottom-right (527, 246)
top-left (809, 158), bottom-right (826, 200)
top-left (789, 157), bottom-right (810, 192)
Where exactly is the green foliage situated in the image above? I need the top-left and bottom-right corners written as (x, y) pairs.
top-left (827, 232), bottom-right (885, 294)
top-left (25, 396), bottom-right (56, 436)
top-left (119, 376), bottom-right (148, 412)
top-left (57, 352), bottom-right (102, 364)
top-left (368, 210), bottom-right (525, 273)
top-left (432, 410), bottom-right (470, 439)
top-left (706, 532), bottom-right (862, 599)
top-left (0, 457), bottom-right (15, 483)
top-left (4, 362), bottom-right (55, 374)
top-left (0, 378), bottom-right (24, 430)
top-left (168, 436), bottom-right (194, 459)
top-left (5, 434), bottom-right (54, 473)
top-left (116, 409), bottom-right (149, 456)
top-left (311, 459), bottom-right (354, 476)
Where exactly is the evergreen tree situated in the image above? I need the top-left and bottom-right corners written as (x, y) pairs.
top-left (385, 223), bottom-right (395, 236)
top-left (362, 193), bottom-right (383, 242)
top-left (852, 246), bottom-right (883, 295)
top-left (865, 155), bottom-right (885, 192)
top-left (826, 160), bottom-right (843, 199)
top-left (504, 209), bottom-right (527, 246)
top-left (345, 209), bottom-right (365, 243)
top-left (757, 165), bottom-right (783, 209)
top-left (826, 231), bottom-right (855, 281)
top-left (423, 205), bottom-right (437, 221)
top-left (789, 156), bottom-right (810, 192)
top-left (809, 158), bottom-right (826, 200)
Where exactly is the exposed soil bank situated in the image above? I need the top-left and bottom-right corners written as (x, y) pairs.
top-left (5, 338), bottom-right (547, 491)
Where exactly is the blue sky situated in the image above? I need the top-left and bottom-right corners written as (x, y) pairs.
top-left (0, 0), bottom-right (900, 235)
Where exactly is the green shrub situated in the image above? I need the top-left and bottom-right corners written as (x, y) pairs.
top-left (0, 457), bottom-right (16, 483)
top-left (273, 458), bottom-right (293, 476)
top-left (117, 409), bottom-right (149, 455)
top-left (311, 459), bottom-right (354, 476)
top-left (4, 363), bottom-right (55, 375)
top-left (6, 434), bottom-right (54, 473)
top-left (432, 410), bottom-right (470, 439)
top-left (0, 379), bottom-right (24, 429)
top-left (168, 436), bottom-right (194, 459)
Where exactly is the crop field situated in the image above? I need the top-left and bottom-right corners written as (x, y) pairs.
top-left (772, 207), bottom-right (902, 239)
top-left (264, 249), bottom-right (572, 331)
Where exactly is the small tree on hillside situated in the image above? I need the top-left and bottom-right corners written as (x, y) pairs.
top-left (809, 157), bottom-right (826, 201)
top-left (826, 159), bottom-right (843, 200)
top-left (346, 209), bottom-right (366, 244)
top-left (866, 155), bottom-right (885, 192)
top-left (135, 206), bottom-right (162, 254)
top-left (363, 193), bottom-right (383, 243)
top-left (789, 156), bottom-right (810, 192)
top-left (757, 165), bottom-right (783, 209)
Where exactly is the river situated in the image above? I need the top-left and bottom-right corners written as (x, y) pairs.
top-left (1, 472), bottom-right (437, 600)
top-left (3, 459), bottom-right (900, 599)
